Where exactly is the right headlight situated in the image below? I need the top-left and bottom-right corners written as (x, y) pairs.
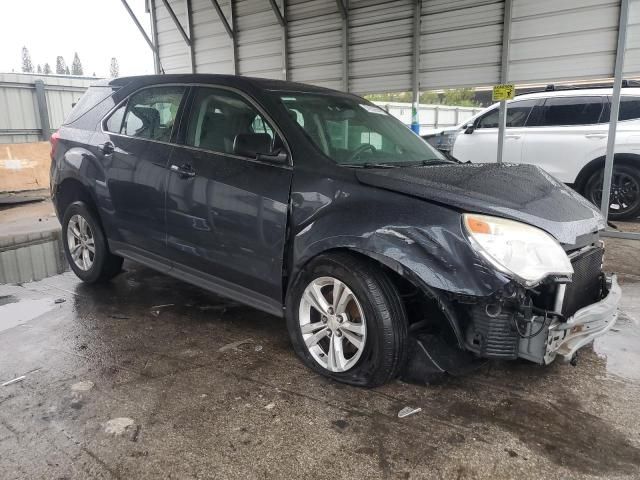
top-left (463, 214), bottom-right (573, 286)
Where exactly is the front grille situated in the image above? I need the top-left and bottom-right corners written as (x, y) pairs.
top-left (562, 246), bottom-right (604, 317)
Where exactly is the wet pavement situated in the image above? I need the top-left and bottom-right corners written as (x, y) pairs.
top-left (1, 240), bottom-right (640, 479)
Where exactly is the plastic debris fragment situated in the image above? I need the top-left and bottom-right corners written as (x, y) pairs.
top-left (398, 406), bottom-right (422, 418)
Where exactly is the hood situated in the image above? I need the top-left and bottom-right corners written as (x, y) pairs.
top-left (356, 163), bottom-right (605, 245)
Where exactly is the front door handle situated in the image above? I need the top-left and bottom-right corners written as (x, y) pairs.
top-left (170, 163), bottom-right (196, 178)
top-left (505, 135), bottom-right (521, 139)
top-left (585, 133), bottom-right (607, 139)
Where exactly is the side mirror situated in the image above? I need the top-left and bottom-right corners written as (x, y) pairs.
top-left (233, 133), bottom-right (287, 162)
top-left (463, 124), bottom-right (475, 134)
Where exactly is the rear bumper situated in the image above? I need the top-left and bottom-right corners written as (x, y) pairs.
top-left (545, 274), bottom-right (621, 363)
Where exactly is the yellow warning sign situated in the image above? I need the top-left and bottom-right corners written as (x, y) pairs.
top-left (492, 84), bottom-right (515, 101)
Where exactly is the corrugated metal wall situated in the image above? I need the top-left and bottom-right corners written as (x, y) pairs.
top-left (0, 73), bottom-right (95, 144)
top-left (236, 0), bottom-right (283, 78)
top-left (288, 0), bottom-right (343, 89)
top-left (154, 0), bottom-right (192, 73)
top-left (420, 0), bottom-right (504, 89)
top-left (192, 0), bottom-right (235, 74)
top-left (152, 0), bottom-right (638, 94)
top-left (349, 0), bottom-right (414, 93)
top-left (509, 0), bottom-right (620, 83)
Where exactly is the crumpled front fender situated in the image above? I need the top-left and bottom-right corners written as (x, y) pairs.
top-left (292, 210), bottom-right (510, 299)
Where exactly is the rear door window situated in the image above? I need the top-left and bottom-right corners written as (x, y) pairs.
top-left (105, 86), bottom-right (186, 142)
top-left (475, 100), bottom-right (537, 129)
top-left (529, 96), bottom-right (605, 126)
top-left (184, 87), bottom-right (278, 155)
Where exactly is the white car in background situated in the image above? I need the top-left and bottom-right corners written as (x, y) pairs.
top-left (446, 88), bottom-right (640, 220)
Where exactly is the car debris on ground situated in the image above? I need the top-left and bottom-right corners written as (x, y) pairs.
top-left (398, 406), bottom-right (422, 418)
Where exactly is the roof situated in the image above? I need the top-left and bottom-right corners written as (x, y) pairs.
top-left (515, 87), bottom-right (640, 100)
top-left (91, 74), bottom-right (352, 96)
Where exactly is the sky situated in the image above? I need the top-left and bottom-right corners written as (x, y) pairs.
top-left (0, 0), bottom-right (155, 77)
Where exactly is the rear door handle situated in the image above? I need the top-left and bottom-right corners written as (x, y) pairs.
top-left (97, 141), bottom-right (115, 155)
top-left (505, 135), bottom-right (521, 139)
top-left (170, 163), bottom-right (196, 178)
top-left (585, 133), bottom-right (607, 139)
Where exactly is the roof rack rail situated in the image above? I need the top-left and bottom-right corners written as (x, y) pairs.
top-left (542, 80), bottom-right (640, 92)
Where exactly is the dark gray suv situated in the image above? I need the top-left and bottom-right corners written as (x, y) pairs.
top-left (50, 74), bottom-right (620, 387)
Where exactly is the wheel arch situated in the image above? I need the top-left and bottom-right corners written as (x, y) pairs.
top-left (574, 153), bottom-right (640, 193)
top-left (54, 176), bottom-right (98, 218)
top-left (286, 246), bottom-right (467, 347)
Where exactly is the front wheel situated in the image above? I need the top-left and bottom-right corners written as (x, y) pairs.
top-left (286, 253), bottom-right (407, 387)
top-left (583, 165), bottom-right (640, 220)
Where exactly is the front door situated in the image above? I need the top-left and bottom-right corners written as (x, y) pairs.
top-left (453, 99), bottom-right (538, 164)
top-left (96, 85), bottom-right (186, 260)
top-left (165, 86), bottom-right (293, 313)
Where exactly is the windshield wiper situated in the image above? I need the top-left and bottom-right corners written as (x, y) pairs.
top-left (343, 162), bottom-right (399, 169)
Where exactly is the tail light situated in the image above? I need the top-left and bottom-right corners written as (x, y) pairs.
top-left (50, 130), bottom-right (60, 160)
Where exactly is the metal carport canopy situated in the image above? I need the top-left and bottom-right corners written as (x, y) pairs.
top-left (123, 0), bottom-right (640, 237)
top-left (127, 0), bottom-right (640, 93)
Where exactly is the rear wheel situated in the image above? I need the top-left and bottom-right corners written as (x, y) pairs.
top-left (286, 253), bottom-right (407, 387)
top-left (62, 201), bottom-right (123, 283)
top-left (583, 164), bottom-right (640, 220)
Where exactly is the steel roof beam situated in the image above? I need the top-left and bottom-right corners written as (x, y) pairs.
top-left (268, 0), bottom-right (286, 27)
top-left (496, 0), bottom-right (512, 163)
top-left (209, 0), bottom-right (234, 39)
top-left (120, 0), bottom-right (158, 54)
top-left (160, 0), bottom-right (192, 47)
top-left (336, 0), bottom-right (347, 19)
top-left (601, 0), bottom-right (630, 224)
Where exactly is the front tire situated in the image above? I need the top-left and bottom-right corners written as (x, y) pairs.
top-left (62, 201), bottom-right (123, 283)
top-left (583, 164), bottom-right (640, 220)
top-left (286, 253), bottom-right (408, 387)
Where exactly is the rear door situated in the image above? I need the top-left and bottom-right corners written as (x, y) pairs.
top-left (165, 86), bottom-right (292, 314)
top-left (97, 85), bottom-right (186, 262)
top-left (452, 99), bottom-right (537, 164)
top-left (521, 95), bottom-right (607, 183)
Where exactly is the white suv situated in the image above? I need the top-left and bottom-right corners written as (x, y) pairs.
top-left (448, 88), bottom-right (640, 220)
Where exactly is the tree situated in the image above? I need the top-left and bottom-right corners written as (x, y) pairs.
top-left (71, 52), bottom-right (83, 75)
top-left (439, 88), bottom-right (480, 107)
top-left (21, 46), bottom-right (34, 73)
top-left (110, 57), bottom-right (120, 78)
top-left (65, 66), bottom-right (70, 75)
top-left (55, 56), bottom-right (67, 74)
top-left (43, 63), bottom-right (52, 74)
top-left (366, 88), bottom-right (481, 107)
top-left (37, 64), bottom-right (42, 74)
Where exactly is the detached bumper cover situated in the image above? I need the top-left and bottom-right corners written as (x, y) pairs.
top-left (546, 274), bottom-right (621, 363)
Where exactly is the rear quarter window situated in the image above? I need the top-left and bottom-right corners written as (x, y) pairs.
top-left (63, 86), bottom-right (115, 125)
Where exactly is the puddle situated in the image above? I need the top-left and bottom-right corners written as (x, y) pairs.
top-left (0, 230), bottom-right (68, 284)
top-left (593, 313), bottom-right (640, 382)
top-left (0, 294), bottom-right (18, 306)
top-left (0, 297), bottom-right (58, 333)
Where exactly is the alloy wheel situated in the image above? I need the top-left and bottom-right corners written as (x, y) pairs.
top-left (298, 276), bottom-right (367, 373)
top-left (588, 171), bottom-right (640, 215)
top-left (67, 214), bottom-right (95, 271)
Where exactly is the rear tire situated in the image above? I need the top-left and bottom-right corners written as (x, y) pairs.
top-left (62, 201), bottom-right (123, 283)
top-left (583, 164), bottom-right (640, 220)
top-left (286, 252), bottom-right (408, 387)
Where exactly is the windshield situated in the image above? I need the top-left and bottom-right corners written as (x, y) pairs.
top-left (276, 92), bottom-right (447, 167)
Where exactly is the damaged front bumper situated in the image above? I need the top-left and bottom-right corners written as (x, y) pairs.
top-left (542, 274), bottom-right (620, 364)
top-left (505, 274), bottom-right (621, 365)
